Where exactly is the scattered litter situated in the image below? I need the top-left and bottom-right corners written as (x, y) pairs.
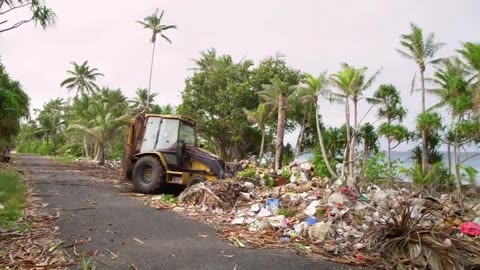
top-left (139, 161), bottom-right (480, 269)
top-left (133, 237), bottom-right (144, 244)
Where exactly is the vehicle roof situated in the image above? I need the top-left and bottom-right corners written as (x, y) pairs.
top-left (145, 114), bottom-right (196, 126)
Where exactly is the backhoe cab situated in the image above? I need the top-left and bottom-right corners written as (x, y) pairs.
top-left (122, 112), bottom-right (230, 193)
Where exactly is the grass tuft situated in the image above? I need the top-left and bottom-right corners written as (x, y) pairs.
top-left (0, 169), bottom-right (27, 230)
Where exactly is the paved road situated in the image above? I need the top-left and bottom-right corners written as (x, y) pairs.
top-left (20, 155), bottom-right (356, 270)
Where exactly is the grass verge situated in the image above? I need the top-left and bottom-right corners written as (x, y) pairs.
top-left (51, 155), bottom-right (77, 163)
top-left (0, 169), bottom-right (27, 230)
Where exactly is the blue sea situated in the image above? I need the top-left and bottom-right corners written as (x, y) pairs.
top-left (390, 151), bottom-right (480, 185)
top-left (295, 151), bottom-right (480, 185)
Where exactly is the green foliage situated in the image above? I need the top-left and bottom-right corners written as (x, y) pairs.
top-left (262, 173), bottom-right (275, 188)
top-left (0, 170), bottom-right (27, 230)
top-left (236, 168), bottom-right (256, 178)
top-left (137, 8), bottom-right (177, 44)
top-left (277, 208), bottom-right (297, 218)
top-left (179, 49), bottom-right (259, 160)
top-left (279, 168), bottom-right (292, 180)
top-left (0, 1), bottom-right (56, 33)
top-left (400, 163), bottom-right (453, 190)
top-left (0, 64), bottom-right (30, 146)
top-left (162, 194), bottom-right (178, 204)
top-left (363, 152), bottom-right (401, 183)
top-left (311, 149), bottom-right (332, 178)
top-left (378, 123), bottom-right (410, 143)
top-left (416, 112), bottom-right (442, 134)
top-left (80, 257), bottom-right (97, 270)
top-left (459, 165), bottom-right (479, 184)
top-left (281, 143), bottom-right (294, 165)
top-left (60, 61), bottom-right (104, 96)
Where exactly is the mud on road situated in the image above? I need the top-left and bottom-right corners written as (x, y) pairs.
top-left (20, 155), bottom-right (354, 270)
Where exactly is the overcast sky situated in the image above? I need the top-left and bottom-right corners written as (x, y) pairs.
top-left (1, 0), bottom-right (479, 150)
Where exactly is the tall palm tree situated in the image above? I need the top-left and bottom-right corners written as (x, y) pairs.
top-left (243, 103), bottom-right (271, 162)
top-left (137, 9), bottom-right (176, 108)
top-left (60, 61), bottom-right (103, 96)
top-left (297, 73), bottom-right (337, 177)
top-left (261, 77), bottom-right (295, 170)
top-left (430, 57), bottom-right (474, 189)
top-left (396, 22), bottom-right (444, 173)
top-left (330, 64), bottom-right (380, 179)
top-left (129, 88), bottom-right (158, 111)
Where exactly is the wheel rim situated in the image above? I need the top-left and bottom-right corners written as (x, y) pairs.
top-left (142, 166), bottom-right (154, 184)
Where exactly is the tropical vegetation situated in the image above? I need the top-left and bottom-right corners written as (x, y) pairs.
top-left (3, 18), bottom-right (479, 194)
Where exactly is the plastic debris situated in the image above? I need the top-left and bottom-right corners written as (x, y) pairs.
top-left (309, 221), bottom-right (332, 241)
top-left (459, 221), bottom-right (480, 236)
top-left (305, 216), bottom-right (317, 225)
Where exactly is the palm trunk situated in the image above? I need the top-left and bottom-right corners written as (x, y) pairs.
top-left (316, 105), bottom-right (337, 178)
top-left (342, 97), bottom-right (351, 175)
top-left (83, 136), bottom-right (90, 158)
top-left (147, 40), bottom-right (157, 109)
top-left (295, 113), bottom-right (306, 156)
top-left (387, 138), bottom-right (392, 184)
top-left (447, 143), bottom-right (451, 176)
top-left (349, 99), bottom-right (358, 180)
top-left (453, 142), bottom-right (461, 190)
top-left (259, 128), bottom-right (265, 163)
top-left (420, 69), bottom-right (428, 173)
top-left (275, 94), bottom-right (287, 170)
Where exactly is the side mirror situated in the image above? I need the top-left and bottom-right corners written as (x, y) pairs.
top-left (176, 140), bottom-right (186, 166)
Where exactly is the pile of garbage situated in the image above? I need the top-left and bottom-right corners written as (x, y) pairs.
top-left (148, 162), bottom-right (480, 268)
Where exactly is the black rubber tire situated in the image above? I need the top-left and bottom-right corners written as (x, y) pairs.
top-left (187, 175), bottom-right (205, 188)
top-left (132, 156), bottom-right (165, 193)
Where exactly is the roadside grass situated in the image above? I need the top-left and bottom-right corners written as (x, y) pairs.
top-left (51, 155), bottom-right (77, 163)
top-left (0, 169), bottom-right (27, 230)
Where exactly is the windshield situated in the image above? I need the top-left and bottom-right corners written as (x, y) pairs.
top-left (179, 121), bottom-right (196, 145)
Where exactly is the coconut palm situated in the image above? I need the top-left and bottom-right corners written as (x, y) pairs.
top-left (260, 77), bottom-right (295, 170)
top-left (330, 64), bottom-right (380, 179)
top-left (129, 88), bottom-right (158, 111)
top-left (296, 72), bottom-right (337, 177)
top-left (60, 61), bottom-right (103, 96)
top-left (243, 103), bottom-right (271, 162)
top-left (456, 42), bottom-right (480, 111)
top-left (35, 98), bottom-right (65, 147)
top-left (430, 57), bottom-right (475, 189)
top-left (396, 23), bottom-right (444, 172)
top-left (68, 101), bottom-right (130, 165)
top-left (137, 9), bottom-right (176, 108)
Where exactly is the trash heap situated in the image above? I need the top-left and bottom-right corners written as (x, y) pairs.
top-left (150, 162), bottom-right (480, 269)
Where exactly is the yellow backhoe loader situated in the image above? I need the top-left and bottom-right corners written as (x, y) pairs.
top-left (122, 111), bottom-right (230, 193)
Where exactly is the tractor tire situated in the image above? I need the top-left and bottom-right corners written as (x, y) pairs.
top-left (187, 175), bottom-right (206, 188)
top-left (132, 156), bottom-right (165, 194)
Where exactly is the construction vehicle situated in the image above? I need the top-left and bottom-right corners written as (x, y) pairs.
top-left (122, 111), bottom-right (231, 193)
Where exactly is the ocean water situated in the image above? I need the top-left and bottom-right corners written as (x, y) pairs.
top-left (390, 151), bottom-right (480, 184)
top-left (295, 150), bottom-right (480, 184)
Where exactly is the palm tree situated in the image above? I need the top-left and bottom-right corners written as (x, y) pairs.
top-left (35, 98), bottom-right (65, 147)
top-left (457, 42), bottom-right (480, 111)
top-left (396, 22), bottom-right (444, 173)
top-left (137, 9), bottom-right (176, 108)
top-left (330, 64), bottom-right (380, 179)
top-left (68, 102), bottom-right (130, 165)
top-left (243, 103), bottom-right (271, 163)
top-left (297, 73), bottom-right (337, 177)
top-left (430, 57), bottom-right (474, 190)
top-left (60, 61), bottom-right (103, 96)
top-left (261, 77), bottom-right (295, 170)
top-left (129, 88), bottom-right (158, 111)
top-left (97, 87), bottom-right (128, 116)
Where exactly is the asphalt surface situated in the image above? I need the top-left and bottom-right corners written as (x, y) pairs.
top-left (20, 155), bottom-right (357, 270)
